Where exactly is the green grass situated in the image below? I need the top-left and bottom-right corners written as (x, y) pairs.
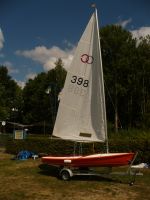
top-left (0, 148), bottom-right (150, 200)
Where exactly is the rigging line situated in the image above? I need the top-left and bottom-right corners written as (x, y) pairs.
top-left (73, 142), bottom-right (77, 156)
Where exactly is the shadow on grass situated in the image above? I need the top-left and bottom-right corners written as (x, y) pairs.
top-left (38, 164), bottom-right (59, 178)
top-left (71, 174), bottom-right (127, 184)
top-left (38, 164), bottom-right (126, 184)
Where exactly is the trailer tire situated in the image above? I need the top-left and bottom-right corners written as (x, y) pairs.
top-left (60, 169), bottom-right (72, 181)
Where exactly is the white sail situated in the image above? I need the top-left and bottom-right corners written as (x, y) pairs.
top-left (52, 10), bottom-right (107, 142)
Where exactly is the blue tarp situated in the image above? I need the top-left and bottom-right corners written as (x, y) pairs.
top-left (17, 150), bottom-right (35, 160)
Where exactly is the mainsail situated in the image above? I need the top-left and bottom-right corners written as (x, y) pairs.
top-left (53, 10), bottom-right (107, 142)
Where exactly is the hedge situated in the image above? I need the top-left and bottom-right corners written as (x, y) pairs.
top-left (5, 136), bottom-right (150, 164)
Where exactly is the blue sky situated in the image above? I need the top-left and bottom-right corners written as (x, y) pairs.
top-left (0, 0), bottom-right (150, 87)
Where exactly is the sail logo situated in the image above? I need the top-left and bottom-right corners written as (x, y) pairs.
top-left (81, 54), bottom-right (94, 64)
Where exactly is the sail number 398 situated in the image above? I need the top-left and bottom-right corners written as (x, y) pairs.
top-left (71, 76), bottom-right (89, 87)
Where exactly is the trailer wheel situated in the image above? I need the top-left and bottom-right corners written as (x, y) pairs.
top-left (60, 169), bottom-right (71, 181)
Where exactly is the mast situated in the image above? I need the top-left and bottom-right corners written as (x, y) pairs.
top-left (92, 5), bottom-right (109, 153)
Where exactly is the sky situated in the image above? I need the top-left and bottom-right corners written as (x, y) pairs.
top-left (0, 0), bottom-right (150, 88)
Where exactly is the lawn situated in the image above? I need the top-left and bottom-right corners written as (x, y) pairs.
top-left (0, 148), bottom-right (150, 200)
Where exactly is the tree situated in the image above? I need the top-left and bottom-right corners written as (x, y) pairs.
top-left (22, 58), bottom-right (66, 133)
top-left (135, 36), bottom-right (150, 128)
top-left (100, 25), bottom-right (138, 129)
top-left (0, 66), bottom-right (23, 124)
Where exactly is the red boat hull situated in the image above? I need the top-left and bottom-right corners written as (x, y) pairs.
top-left (42, 153), bottom-right (135, 167)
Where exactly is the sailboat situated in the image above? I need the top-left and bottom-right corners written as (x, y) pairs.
top-left (42, 8), bottom-right (136, 176)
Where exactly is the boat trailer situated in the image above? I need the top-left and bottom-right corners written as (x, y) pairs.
top-left (59, 166), bottom-right (143, 185)
top-left (59, 153), bottom-right (143, 185)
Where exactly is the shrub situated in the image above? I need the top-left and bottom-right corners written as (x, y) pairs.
top-left (5, 135), bottom-right (150, 163)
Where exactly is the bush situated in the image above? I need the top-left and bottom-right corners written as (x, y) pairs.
top-left (0, 134), bottom-right (12, 147)
top-left (5, 134), bottom-right (150, 164)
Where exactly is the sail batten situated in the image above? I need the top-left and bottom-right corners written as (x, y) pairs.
top-left (52, 10), bottom-right (107, 143)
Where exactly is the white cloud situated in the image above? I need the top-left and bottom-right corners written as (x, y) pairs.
top-left (2, 61), bottom-right (19, 74)
top-left (26, 73), bottom-right (37, 80)
top-left (116, 18), bottom-right (132, 28)
top-left (131, 27), bottom-right (150, 39)
top-left (0, 28), bottom-right (4, 50)
top-left (16, 45), bottom-right (75, 71)
top-left (3, 61), bottom-right (13, 68)
top-left (15, 80), bottom-right (25, 89)
top-left (115, 17), bottom-right (150, 41)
